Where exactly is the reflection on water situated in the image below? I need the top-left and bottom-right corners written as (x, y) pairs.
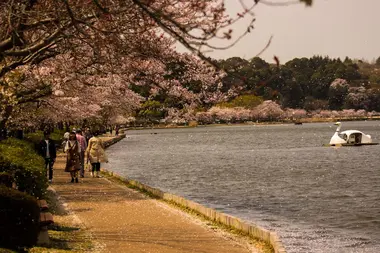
top-left (105, 121), bottom-right (380, 253)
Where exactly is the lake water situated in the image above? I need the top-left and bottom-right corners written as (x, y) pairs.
top-left (105, 121), bottom-right (380, 253)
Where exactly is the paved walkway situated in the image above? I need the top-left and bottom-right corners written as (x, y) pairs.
top-left (51, 137), bottom-right (253, 253)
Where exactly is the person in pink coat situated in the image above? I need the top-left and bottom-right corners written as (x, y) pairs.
top-left (75, 129), bottom-right (87, 178)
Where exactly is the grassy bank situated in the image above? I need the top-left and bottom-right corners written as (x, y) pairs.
top-left (0, 138), bottom-right (46, 251)
top-left (0, 134), bottom-right (93, 252)
top-left (0, 138), bottom-right (47, 198)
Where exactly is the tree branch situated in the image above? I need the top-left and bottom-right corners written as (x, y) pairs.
top-left (2, 25), bottom-right (66, 56)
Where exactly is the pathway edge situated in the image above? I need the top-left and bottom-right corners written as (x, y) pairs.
top-left (101, 134), bottom-right (286, 253)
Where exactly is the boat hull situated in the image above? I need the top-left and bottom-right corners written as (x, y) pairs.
top-left (324, 143), bottom-right (379, 147)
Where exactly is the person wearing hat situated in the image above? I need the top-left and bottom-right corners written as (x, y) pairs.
top-left (62, 131), bottom-right (70, 152)
top-left (38, 131), bottom-right (57, 183)
top-left (64, 131), bottom-right (81, 183)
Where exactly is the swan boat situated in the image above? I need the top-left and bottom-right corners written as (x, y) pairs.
top-left (327, 122), bottom-right (379, 146)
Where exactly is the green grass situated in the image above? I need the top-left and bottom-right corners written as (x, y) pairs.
top-left (0, 213), bottom-right (92, 253)
top-left (0, 248), bottom-right (17, 253)
top-left (29, 227), bottom-right (93, 253)
top-left (28, 190), bottom-right (94, 253)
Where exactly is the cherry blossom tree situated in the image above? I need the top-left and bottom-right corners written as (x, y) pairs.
top-left (328, 78), bottom-right (349, 110)
top-left (195, 100), bottom-right (285, 124)
top-left (0, 0), bottom-right (313, 135)
top-left (284, 108), bottom-right (307, 120)
top-left (255, 100), bottom-right (284, 121)
top-left (0, 66), bottom-right (52, 133)
top-left (0, 0), bottom-right (313, 77)
top-left (165, 106), bottom-right (196, 125)
top-left (312, 110), bottom-right (334, 119)
top-left (195, 111), bottom-right (214, 124)
top-left (345, 88), bottom-right (369, 110)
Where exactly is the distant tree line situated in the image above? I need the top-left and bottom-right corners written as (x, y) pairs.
top-left (218, 56), bottom-right (380, 112)
top-left (132, 55), bottom-right (380, 123)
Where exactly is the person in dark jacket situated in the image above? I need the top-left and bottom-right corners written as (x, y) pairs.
top-left (84, 128), bottom-right (93, 144)
top-left (39, 131), bottom-right (57, 183)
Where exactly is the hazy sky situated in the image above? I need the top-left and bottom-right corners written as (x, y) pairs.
top-left (177, 0), bottom-right (380, 64)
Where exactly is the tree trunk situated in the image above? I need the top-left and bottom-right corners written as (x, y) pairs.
top-left (65, 122), bottom-right (70, 132)
top-left (0, 126), bottom-right (7, 140)
top-left (15, 129), bottom-right (24, 140)
top-left (82, 119), bottom-right (87, 129)
top-left (0, 105), bottom-right (13, 140)
top-left (57, 121), bottom-right (64, 130)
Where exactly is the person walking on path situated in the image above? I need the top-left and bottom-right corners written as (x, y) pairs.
top-left (84, 128), bottom-right (93, 144)
top-left (62, 131), bottom-right (70, 152)
top-left (64, 132), bottom-right (81, 183)
top-left (75, 129), bottom-right (87, 178)
top-left (38, 131), bottom-right (57, 183)
top-left (86, 132), bottom-right (108, 178)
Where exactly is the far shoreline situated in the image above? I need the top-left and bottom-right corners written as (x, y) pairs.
top-left (125, 116), bottom-right (380, 131)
